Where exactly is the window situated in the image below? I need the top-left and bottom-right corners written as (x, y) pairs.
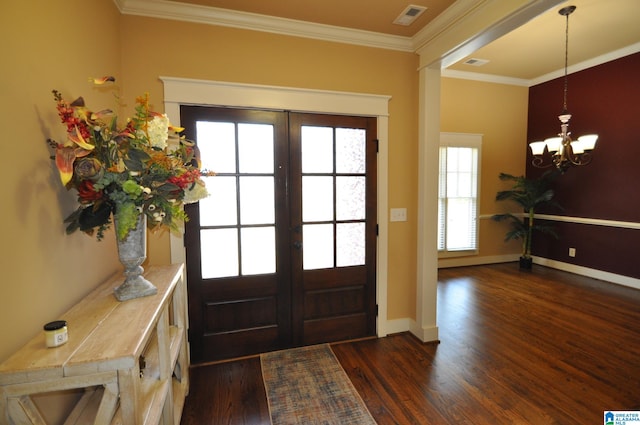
top-left (438, 133), bottom-right (481, 254)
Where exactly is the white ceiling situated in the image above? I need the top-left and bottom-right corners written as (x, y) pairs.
top-left (118, 0), bottom-right (640, 85)
top-left (447, 0), bottom-right (640, 85)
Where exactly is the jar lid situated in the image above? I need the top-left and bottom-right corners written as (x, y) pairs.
top-left (44, 320), bottom-right (67, 331)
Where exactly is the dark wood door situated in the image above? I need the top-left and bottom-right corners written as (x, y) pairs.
top-left (181, 106), bottom-right (376, 363)
top-left (288, 113), bottom-right (378, 346)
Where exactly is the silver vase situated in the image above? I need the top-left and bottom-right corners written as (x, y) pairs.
top-left (114, 214), bottom-right (157, 301)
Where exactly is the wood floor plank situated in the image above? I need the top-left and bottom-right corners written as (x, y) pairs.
top-left (181, 264), bottom-right (640, 424)
top-left (180, 356), bottom-right (270, 425)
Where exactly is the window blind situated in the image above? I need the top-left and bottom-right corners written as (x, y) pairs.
top-left (438, 133), bottom-right (482, 253)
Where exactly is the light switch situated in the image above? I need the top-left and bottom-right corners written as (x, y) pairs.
top-left (390, 208), bottom-right (407, 222)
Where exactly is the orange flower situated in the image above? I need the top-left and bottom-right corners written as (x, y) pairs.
top-left (55, 145), bottom-right (91, 186)
top-left (90, 76), bottom-right (116, 85)
top-left (67, 126), bottom-right (95, 151)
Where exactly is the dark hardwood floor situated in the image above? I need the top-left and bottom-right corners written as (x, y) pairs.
top-left (180, 263), bottom-right (640, 424)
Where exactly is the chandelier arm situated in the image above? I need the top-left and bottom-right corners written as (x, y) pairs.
top-left (531, 156), bottom-right (554, 169)
top-left (576, 151), bottom-right (594, 166)
top-left (552, 152), bottom-right (564, 169)
top-left (565, 148), bottom-right (593, 166)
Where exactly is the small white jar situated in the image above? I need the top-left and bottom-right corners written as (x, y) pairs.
top-left (44, 320), bottom-right (68, 348)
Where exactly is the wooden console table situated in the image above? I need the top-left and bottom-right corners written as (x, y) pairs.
top-left (0, 264), bottom-right (189, 425)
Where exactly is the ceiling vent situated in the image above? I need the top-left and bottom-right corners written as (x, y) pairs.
top-left (463, 58), bottom-right (490, 67)
top-left (393, 5), bottom-right (427, 26)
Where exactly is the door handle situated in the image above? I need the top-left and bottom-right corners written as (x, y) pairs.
top-left (293, 241), bottom-right (303, 250)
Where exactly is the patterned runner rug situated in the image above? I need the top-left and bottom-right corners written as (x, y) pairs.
top-left (261, 344), bottom-right (377, 425)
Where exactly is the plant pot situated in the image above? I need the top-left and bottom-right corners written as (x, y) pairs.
top-left (114, 214), bottom-right (157, 301)
top-left (519, 256), bottom-right (533, 271)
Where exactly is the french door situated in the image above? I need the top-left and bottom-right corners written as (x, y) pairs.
top-left (181, 106), bottom-right (377, 363)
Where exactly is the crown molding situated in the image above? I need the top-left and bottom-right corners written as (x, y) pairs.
top-left (115, 0), bottom-right (414, 52)
top-left (443, 40), bottom-right (640, 87)
top-left (412, 0), bottom-right (487, 54)
top-left (528, 41), bottom-right (640, 86)
top-left (112, 0), bottom-right (126, 11)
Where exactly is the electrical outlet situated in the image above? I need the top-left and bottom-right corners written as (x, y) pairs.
top-left (569, 247), bottom-right (576, 257)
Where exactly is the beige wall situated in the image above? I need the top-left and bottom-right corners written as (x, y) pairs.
top-left (0, 0), bottom-right (122, 363)
top-left (440, 77), bottom-right (527, 262)
top-left (0, 4), bottom-right (527, 365)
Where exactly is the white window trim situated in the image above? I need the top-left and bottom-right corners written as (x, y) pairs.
top-left (438, 132), bottom-right (482, 258)
top-left (159, 76), bottom-right (392, 337)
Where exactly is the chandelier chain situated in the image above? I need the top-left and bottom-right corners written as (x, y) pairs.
top-left (563, 10), bottom-right (570, 113)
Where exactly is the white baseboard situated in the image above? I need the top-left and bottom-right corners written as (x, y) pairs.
top-left (438, 254), bottom-right (519, 268)
top-left (409, 320), bottom-right (439, 342)
top-left (380, 318), bottom-right (440, 343)
top-left (383, 318), bottom-right (411, 335)
top-left (533, 257), bottom-right (640, 290)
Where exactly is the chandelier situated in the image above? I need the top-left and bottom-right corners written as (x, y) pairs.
top-left (529, 5), bottom-right (598, 171)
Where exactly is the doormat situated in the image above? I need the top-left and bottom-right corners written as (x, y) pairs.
top-left (261, 344), bottom-right (377, 425)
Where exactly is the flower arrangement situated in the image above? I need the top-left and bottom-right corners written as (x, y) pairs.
top-left (47, 76), bottom-right (210, 241)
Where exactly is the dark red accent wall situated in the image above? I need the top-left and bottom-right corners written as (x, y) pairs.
top-left (526, 52), bottom-right (640, 279)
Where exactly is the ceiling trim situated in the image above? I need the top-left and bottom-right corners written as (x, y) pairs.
top-left (115, 0), bottom-right (414, 52)
top-left (447, 40), bottom-right (640, 87)
top-left (528, 41), bottom-right (640, 86)
top-left (412, 0), bottom-right (488, 54)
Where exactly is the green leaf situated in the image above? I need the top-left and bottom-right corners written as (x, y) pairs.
top-left (123, 157), bottom-right (144, 172)
top-left (128, 148), bottom-right (151, 163)
top-left (155, 183), bottom-right (181, 195)
top-left (78, 203), bottom-right (113, 232)
top-left (114, 202), bottom-right (140, 241)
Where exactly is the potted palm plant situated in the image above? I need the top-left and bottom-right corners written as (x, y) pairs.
top-left (492, 170), bottom-right (561, 270)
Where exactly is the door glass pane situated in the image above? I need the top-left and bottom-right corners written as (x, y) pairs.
top-left (301, 126), bottom-right (333, 173)
top-left (200, 176), bottom-right (237, 226)
top-left (239, 123), bottom-right (274, 173)
top-left (201, 228), bottom-right (238, 278)
top-left (302, 176), bottom-right (333, 222)
top-left (240, 176), bottom-right (275, 225)
top-left (336, 128), bottom-right (366, 173)
top-left (337, 223), bottom-right (365, 267)
top-left (241, 227), bottom-right (276, 275)
top-left (303, 223), bottom-right (334, 270)
top-left (196, 121), bottom-right (236, 172)
top-left (336, 176), bottom-right (365, 220)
